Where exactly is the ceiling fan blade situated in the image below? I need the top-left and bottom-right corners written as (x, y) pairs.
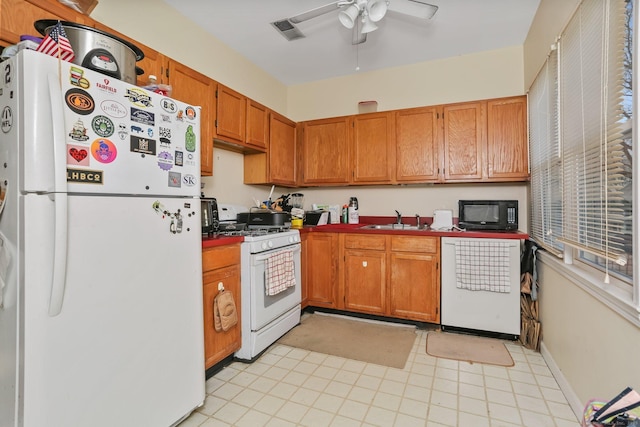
top-left (289, 1), bottom-right (343, 24)
top-left (388, 0), bottom-right (438, 20)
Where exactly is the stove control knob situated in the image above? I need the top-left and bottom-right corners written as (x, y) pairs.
top-left (268, 241), bottom-right (274, 248)
top-left (261, 242), bottom-right (268, 250)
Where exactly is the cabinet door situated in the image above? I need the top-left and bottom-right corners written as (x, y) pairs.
top-left (486, 96), bottom-right (529, 180)
top-left (343, 250), bottom-right (386, 315)
top-left (216, 84), bottom-right (246, 143)
top-left (395, 107), bottom-right (441, 182)
top-left (168, 61), bottom-right (216, 176)
top-left (442, 102), bottom-right (486, 181)
top-left (202, 264), bottom-right (241, 369)
top-left (300, 233), bottom-right (309, 308)
top-left (268, 112), bottom-right (296, 185)
top-left (352, 112), bottom-right (395, 184)
top-left (1, 0), bottom-right (90, 44)
top-left (389, 252), bottom-right (439, 322)
top-left (245, 99), bottom-right (268, 150)
top-left (306, 233), bottom-right (338, 307)
top-left (389, 236), bottom-right (440, 322)
top-left (300, 117), bottom-right (350, 185)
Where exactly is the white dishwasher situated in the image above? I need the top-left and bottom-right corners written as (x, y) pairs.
top-left (441, 237), bottom-right (521, 338)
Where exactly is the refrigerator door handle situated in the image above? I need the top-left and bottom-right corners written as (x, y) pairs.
top-left (47, 74), bottom-right (69, 316)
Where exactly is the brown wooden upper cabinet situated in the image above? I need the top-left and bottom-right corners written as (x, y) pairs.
top-left (244, 111), bottom-right (297, 186)
top-left (299, 116), bottom-right (351, 185)
top-left (486, 96), bottom-right (529, 180)
top-left (395, 106), bottom-right (441, 183)
top-left (442, 101), bottom-right (486, 181)
top-left (1, 0), bottom-right (91, 45)
top-left (352, 112), bottom-right (395, 184)
top-left (246, 99), bottom-right (269, 151)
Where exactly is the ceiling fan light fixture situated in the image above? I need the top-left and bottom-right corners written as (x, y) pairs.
top-left (360, 15), bottom-right (378, 33)
top-left (339, 4), bottom-right (361, 29)
top-left (366, 0), bottom-right (388, 22)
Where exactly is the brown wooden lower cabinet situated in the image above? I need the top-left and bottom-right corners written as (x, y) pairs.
top-left (303, 233), bottom-right (440, 323)
top-left (389, 236), bottom-right (440, 323)
top-left (305, 232), bottom-right (339, 308)
top-left (202, 244), bottom-right (241, 369)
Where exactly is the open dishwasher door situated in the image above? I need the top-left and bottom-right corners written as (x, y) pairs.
top-left (441, 237), bottom-right (521, 339)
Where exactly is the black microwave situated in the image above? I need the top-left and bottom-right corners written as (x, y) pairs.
top-left (458, 200), bottom-right (518, 231)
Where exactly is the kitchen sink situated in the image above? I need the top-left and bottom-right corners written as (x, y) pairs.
top-left (360, 224), bottom-right (426, 231)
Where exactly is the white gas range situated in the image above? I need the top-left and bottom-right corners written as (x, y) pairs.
top-left (217, 204), bottom-right (302, 361)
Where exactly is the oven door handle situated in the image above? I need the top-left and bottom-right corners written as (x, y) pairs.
top-left (255, 244), bottom-right (301, 262)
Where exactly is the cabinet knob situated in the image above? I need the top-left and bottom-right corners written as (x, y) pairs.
top-left (218, 282), bottom-right (225, 291)
top-left (362, 261), bottom-right (368, 267)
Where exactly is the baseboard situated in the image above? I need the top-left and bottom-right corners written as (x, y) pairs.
top-left (540, 341), bottom-right (584, 420)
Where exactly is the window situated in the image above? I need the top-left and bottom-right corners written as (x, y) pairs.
top-left (529, 0), bottom-right (635, 291)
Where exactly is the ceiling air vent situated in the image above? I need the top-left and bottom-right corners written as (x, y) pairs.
top-left (271, 19), bottom-right (305, 41)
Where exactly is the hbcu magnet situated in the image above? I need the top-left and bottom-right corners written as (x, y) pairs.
top-left (91, 138), bottom-right (117, 164)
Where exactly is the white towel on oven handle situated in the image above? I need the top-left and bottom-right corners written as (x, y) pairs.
top-left (454, 240), bottom-right (511, 293)
top-left (265, 249), bottom-right (296, 296)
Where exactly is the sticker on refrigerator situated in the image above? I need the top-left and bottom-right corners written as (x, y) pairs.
top-left (117, 123), bottom-right (128, 140)
top-left (182, 174), bottom-right (197, 187)
top-left (69, 119), bottom-right (89, 141)
top-left (185, 106), bottom-right (197, 121)
top-left (124, 88), bottom-right (153, 108)
top-left (3, 61), bottom-right (13, 87)
top-left (175, 150), bottom-right (183, 166)
top-left (1, 106), bottom-right (12, 133)
top-left (67, 144), bottom-right (90, 166)
top-left (67, 167), bottom-right (103, 184)
top-left (91, 138), bottom-right (117, 164)
top-left (91, 115), bottom-right (115, 138)
top-left (168, 172), bottom-right (181, 188)
top-left (160, 98), bottom-right (177, 114)
top-left (130, 135), bottom-right (156, 155)
top-left (100, 100), bottom-right (127, 118)
top-left (157, 151), bottom-right (173, 171)
top-left (65, 88), bottom-right (95, 115)
top-left (185, 125), bottom-right (196, 152)
top-left (130, 107), bottom-right (154, 126)
top-left (0, 180), bottom-right (6, 218)
top-left (69, 66), bottom-right (90, 89)
top-left (95, 78), bottom-right (117, 95)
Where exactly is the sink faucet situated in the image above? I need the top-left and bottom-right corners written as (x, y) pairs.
top-left (395, 210), bottom-right (402, 224)
top-left (415, 214), bottom-right (421, 229)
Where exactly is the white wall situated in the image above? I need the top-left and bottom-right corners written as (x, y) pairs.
top-left (523, 0), bottom-right (640, 414)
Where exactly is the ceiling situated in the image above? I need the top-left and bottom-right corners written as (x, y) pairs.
top-left (161, 0), bottom-right (541, 86)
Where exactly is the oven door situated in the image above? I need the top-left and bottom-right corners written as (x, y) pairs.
top-left (249, 244), bottom-right (302, 331)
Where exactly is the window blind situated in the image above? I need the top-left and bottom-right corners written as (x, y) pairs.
top-left (558, 0), bottom-right (629, 267)
top-left (529, 49), bottom-right (563, 256)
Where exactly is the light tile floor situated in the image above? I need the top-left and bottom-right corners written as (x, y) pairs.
top-left (179, 328), bottom-right (580, 427)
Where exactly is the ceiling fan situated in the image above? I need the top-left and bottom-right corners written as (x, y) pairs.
top-left (271, 0), bottom-right (439, 45)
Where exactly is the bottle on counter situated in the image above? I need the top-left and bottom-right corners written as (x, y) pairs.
top-left (348, 197), bottom-right (359, 224)
top-left (342, 204), bottom-right (348, 223)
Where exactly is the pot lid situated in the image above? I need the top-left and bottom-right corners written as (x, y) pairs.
top-left (34, 20), bottom-right (145, 61)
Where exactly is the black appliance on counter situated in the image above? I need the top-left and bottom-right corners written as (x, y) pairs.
top-left (201, 197), bottom-right (219, 236)
top-left (458, 200), bottom-right (518, 231)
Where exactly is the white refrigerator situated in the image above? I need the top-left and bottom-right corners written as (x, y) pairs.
top-left (0, 50), bottom-right (205, 427)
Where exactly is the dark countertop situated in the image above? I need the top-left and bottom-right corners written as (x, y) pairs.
top-left (201, 217), bottom-right (528, 249)
top-left (299, 220), bottom-right (528, 240)
top-left (201, 235), bottom-right (244, 249)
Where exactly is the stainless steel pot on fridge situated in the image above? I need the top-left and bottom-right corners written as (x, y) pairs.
top-left (34, 20), bottom-right (144, 84)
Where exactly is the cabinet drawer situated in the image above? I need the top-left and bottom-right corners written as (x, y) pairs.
top-left (344, 234), bottom-right (387, 250)
top-left (390, 236), bottom-right (438, 253)
top-left (202, 244), bottom-right (241, 272)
